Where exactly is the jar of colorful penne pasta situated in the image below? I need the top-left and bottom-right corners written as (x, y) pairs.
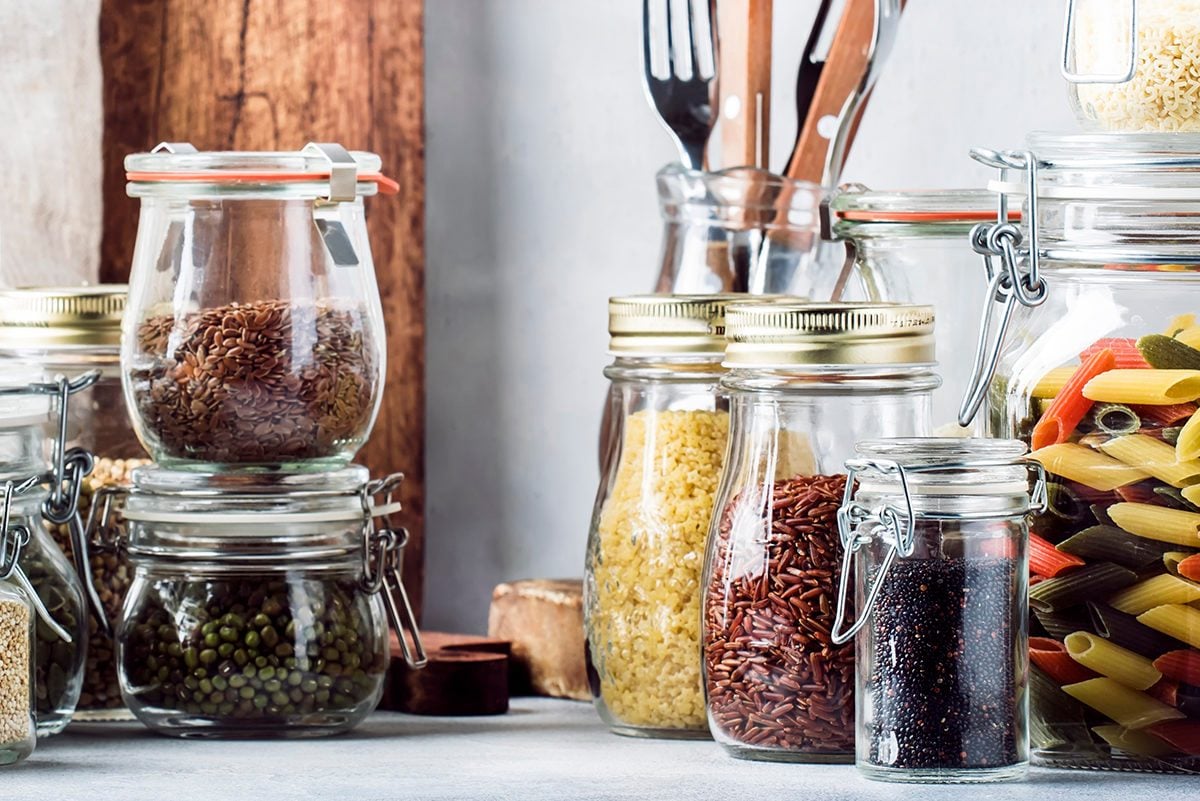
top-left (833, 438), bottom-right (1040, 783)
top-left (962, 133), bottom-right (1200, 772)
top-left (701, 300), bottom-right (939, 762)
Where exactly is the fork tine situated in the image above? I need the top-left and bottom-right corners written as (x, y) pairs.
top-left (642, 0), bottom-right (654, 79)
top-left (688, 0), bottom-right (717, 81)
top-left (664, 0), bottom-right (675, 76)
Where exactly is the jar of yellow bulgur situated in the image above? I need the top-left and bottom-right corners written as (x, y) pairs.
top-left (585, 294), bottom-right (742, 739)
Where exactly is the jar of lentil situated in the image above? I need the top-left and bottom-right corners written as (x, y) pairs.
top-left (0, 285), bottom-right (149, 718)
top-left (834, 439), bottom-right (1039, 783)
top-left (113, 466), bottom-right (425, 737)
top-left (584, 295), bottom-right (738, 738)
top-left (701, 301), bottom-right (939, 762)
top-left (122, 142), bottom-right (393, 470)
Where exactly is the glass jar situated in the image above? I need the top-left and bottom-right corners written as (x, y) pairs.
top-left (113, 466), bottom-right (425, 738)
top-left (964, 133), bottom-right (1200, 772)
top-left (0, 480), bottom-right (40, 767)
top-left (701, 301), bottom-right (940, 762)
top-left (834, 439), bottom-right (1038, 783)
top-left (0, 285), bottom-right (148, 718)
top-left (585, 295), bottom-right (733, 738)
top-left (655, 166), bottom-right (837, 296)
top-left (1063, 0), bottom-right (1200, 132)
top-left (122, 142), bottom-right (392, 470)
top-left (831, 189), bottom-right (1017, 430)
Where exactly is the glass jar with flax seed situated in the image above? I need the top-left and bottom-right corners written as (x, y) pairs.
top-left (0, 285), bottom-right (148, 719)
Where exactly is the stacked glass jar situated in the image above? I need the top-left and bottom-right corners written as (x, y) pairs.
top-left (959, 2), bottom-right (1200, 770)
top-left (106, 142), bottom-right (424, 737)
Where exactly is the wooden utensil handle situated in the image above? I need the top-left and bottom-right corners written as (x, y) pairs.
top-left (786, 0), bottom-right (875, 185)
top-left (717, 0), bottom-right (773, 170)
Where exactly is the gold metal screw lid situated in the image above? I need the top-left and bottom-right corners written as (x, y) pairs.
top-left (0, 285), bottom-right (127, 347)
top-left (723, 300), bottom-right (936, 367)
top-left (609, 294), bottom-right (760, 355)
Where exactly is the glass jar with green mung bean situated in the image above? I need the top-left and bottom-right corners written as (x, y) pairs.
top-left (112, 466), bottom-right (425, 737)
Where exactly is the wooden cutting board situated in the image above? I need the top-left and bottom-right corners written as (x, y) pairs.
top-left (381, 631), bottom-right (511, 716)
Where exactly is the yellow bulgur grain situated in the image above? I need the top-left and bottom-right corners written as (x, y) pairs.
top-left (586, 408), bottom-right (728, 731)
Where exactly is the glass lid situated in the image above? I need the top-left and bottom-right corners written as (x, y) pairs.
top-left (852, 437), bottom-right (1033, 496)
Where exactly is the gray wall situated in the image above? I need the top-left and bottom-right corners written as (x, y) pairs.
top-left (424, 0), bottom-right (1076, 632)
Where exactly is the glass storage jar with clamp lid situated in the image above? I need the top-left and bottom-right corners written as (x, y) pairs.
top-left (833, 438), bottom-right (1042, 783)
top-left (0, 285), bottom-right (149, 718)
top-left (122, 142), bottom-right (395, 471)
top-left (962, 133), bottom-right (1200, 770)
top-left (106, 466), bottom-right (426, 737)
top-left (701, 300), bottom-right (940, 762)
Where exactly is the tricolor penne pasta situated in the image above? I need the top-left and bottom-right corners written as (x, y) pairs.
top-left (1030, 444), bottom-right (1149, 492)
top-left (1107, 503), bottom-right (1200, 547)
top-left (1137, 604), bottom-right (1200, 649)
top-left (1099, 434), bottom-right (1200, 488)
top-left (1062, 678), bottom-right (1186, 729)
top-left (1109, 574), bottom-right (1200, 616)
top-left (1083, 369), bottom-right (1200, 405)
top-left (1064, 632), bottom-right (1162, 690)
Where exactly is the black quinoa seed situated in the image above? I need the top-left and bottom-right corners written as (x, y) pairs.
top-left (867, 556), bottom-right (1018, 770)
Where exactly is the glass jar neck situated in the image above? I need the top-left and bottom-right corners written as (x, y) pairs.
top-left (722, 364), bottom-right (940, 395)
top-left (605, 353), bottom-right (725, 383)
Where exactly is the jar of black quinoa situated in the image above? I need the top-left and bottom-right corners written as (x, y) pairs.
top-left (111, 466), bottom-right (426, 737)
top-left (833, 438), bottom-right (1042, 783)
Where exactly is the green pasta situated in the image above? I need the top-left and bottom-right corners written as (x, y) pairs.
top-left (1030, 666), bottom-right (1096, 751)
top-left (1057, 525), bottom-right (1180, 570)
top-left (1091, 504), bottom-right (1116, 526)
top-left (1137, 334), bottom-right (1200, 370)
top-left (1046, 482), bottom-right (1090, 522)
top-left (1087, 601), bottom-right (1180, 658)
top-left (1162, 426), bottom-right (1184, 446)
top-left (1092, 404), bottom-right (1141, 436)
top-left (1035, 607), bottom-right (1093, 641)
top-left (1029, 562), bottom-right (1139, 613)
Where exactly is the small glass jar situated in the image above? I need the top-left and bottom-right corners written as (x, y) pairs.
top-left (1063, 0), bottom-right (1200, 132)
top-left (964, 134), bottom-right (1200, 771)
top-left (0, 285), bottom-right (148, 718)
top-left (122, 143), bottom-right (392, 470)
top-left (655, 166), bottom-right (836, 296)
top-left (831, 189), bottom-right (1016, 430)
top-left (113, 466), bottom-right (425, 738)
top-left (834, 438), bottom-right (1037, 783)
top-left (0, 482), bottom-right (39, 766)
top-left (701, 301), bottom-right (939, 762)
top-left (585, 295), bottom-right (734, 738)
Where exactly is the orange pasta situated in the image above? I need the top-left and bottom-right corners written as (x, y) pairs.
top-left (1148, 678), bottom-right (1180, 707)
top-left (1082, 338), bottom-right (1149, 369)
top-left (1030, 637), bottom-right (1097, 685)
top-left (1030, 532), bottom-right (1086, 577)
top-left (1177, 553), bottom-right (1200, 582)
top-left (1032, 349), bottom-right (1117, 450)
top-left (1147, 720), bottom-right (1200, 756)
top-left (1154, 650), bottom-right (1200, 685)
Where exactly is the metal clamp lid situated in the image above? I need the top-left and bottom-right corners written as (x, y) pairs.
top-left (830, 456), bottom-right (1047, 645)
top-left (1061, 0), bottom-right (1138, 85)
top-left (957, 149), bottom-right (1047, 427)
top-left (360, 474), bottom-right (427, 670)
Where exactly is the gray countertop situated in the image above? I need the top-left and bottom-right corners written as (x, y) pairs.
top-left (7, 698), bottom-right (1191, 800)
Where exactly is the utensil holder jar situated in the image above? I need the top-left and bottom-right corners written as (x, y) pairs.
top-left (834, 439), bottom-right (1039, 783)
top-left (122, 143), bottom-right (393, 471)
top-left (700, 300), bottom-right (938, 762)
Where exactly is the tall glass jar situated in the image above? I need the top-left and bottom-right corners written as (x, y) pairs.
top-left (831, 189), bottom-right (1014, 430)
top-left (122, 143), bottom-right (392, 471)
top-left (834, 439), bottom-right (1037, 783)
top-left (965, 133), bottom-right (1200, 772)
top-left (113, 466), bottom-right (425, 738)
top-left (655, 166), bottom-right (836, 296)
top-left (701, 301), bottom-right (939, 762)
top-left (0, 285), bottom-right (148, 718)
top-left (585, 295), bottom-right (735, 738)
top-left (1063, 0), bottom-right (1200, 132)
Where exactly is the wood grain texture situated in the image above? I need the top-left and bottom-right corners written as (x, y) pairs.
top-left (99, 0), bottom-right (426, 614)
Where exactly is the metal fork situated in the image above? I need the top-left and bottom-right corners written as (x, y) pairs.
top-left (642, 0), bottom-right (719, 170)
